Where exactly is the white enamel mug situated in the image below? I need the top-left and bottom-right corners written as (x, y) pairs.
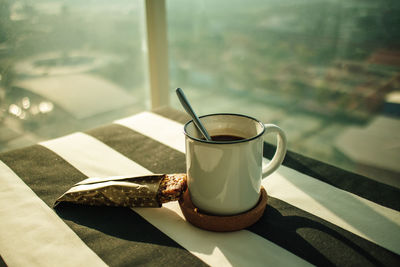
top-left (184, 113), bottom-right (287, 216)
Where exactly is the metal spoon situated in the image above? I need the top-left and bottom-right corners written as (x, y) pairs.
top-left (176, 88), bottom-right (212, 141)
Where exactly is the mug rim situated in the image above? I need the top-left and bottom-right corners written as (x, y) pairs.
top-left (183, 113), bottom-right (265, 144)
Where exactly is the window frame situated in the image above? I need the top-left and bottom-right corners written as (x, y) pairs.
top-left (145, 0), bottom-right (170, 109)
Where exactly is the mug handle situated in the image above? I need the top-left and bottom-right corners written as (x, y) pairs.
top-left (262, 124), bottom-right (287, 178)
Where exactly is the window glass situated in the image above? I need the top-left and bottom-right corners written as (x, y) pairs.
top-left (0, 0), bottom-right (148, 152)
top-left (167, 0), bottom-right (400, 187)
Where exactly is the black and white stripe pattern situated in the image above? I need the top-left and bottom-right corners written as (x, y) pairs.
top-left (0, 107), bottom-right (399, 266)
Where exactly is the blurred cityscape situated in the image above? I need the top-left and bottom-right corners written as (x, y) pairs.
top-left (167, 0), bottom-right (400, 187)
top-left (1, 0), bottom-right (399, 187)
top-left (0, 0), bottom-right (148, 151)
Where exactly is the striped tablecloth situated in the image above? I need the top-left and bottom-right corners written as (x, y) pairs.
top-left (0, 107), bottom-right (399, 266)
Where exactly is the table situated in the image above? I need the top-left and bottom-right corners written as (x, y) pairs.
top-left (1, 107), bottom-right (399, 266)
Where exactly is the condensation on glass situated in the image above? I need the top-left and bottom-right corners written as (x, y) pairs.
top-left (0, 0), bottom-right (148, 152)
top-left (167, 0), bottom-right (400, 187)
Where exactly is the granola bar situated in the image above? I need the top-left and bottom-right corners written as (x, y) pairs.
top-left (54, 173), bottom-right (187, 208)
top-left (157, 173), bottom-right (187, 203)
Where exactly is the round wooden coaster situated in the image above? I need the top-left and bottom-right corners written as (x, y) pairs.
top-left (178, 187), bottom-right (268, 232)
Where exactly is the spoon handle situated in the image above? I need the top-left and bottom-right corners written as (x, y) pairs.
top-left (176, 88), bottom-right (212, 141)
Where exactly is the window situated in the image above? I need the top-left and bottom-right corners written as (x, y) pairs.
top-left (167, 0), bottom-right (400, 187)
top-left (0, 0), bottom-right (148, 151)
top-left (1, 0), bottom-right (399, 188)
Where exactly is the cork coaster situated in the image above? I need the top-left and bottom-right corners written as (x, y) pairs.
top-left (178, 187), bottom-right (268, 232)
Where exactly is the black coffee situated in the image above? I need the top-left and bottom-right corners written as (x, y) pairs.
top-left (210, 135), bottom-right (245, 141)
